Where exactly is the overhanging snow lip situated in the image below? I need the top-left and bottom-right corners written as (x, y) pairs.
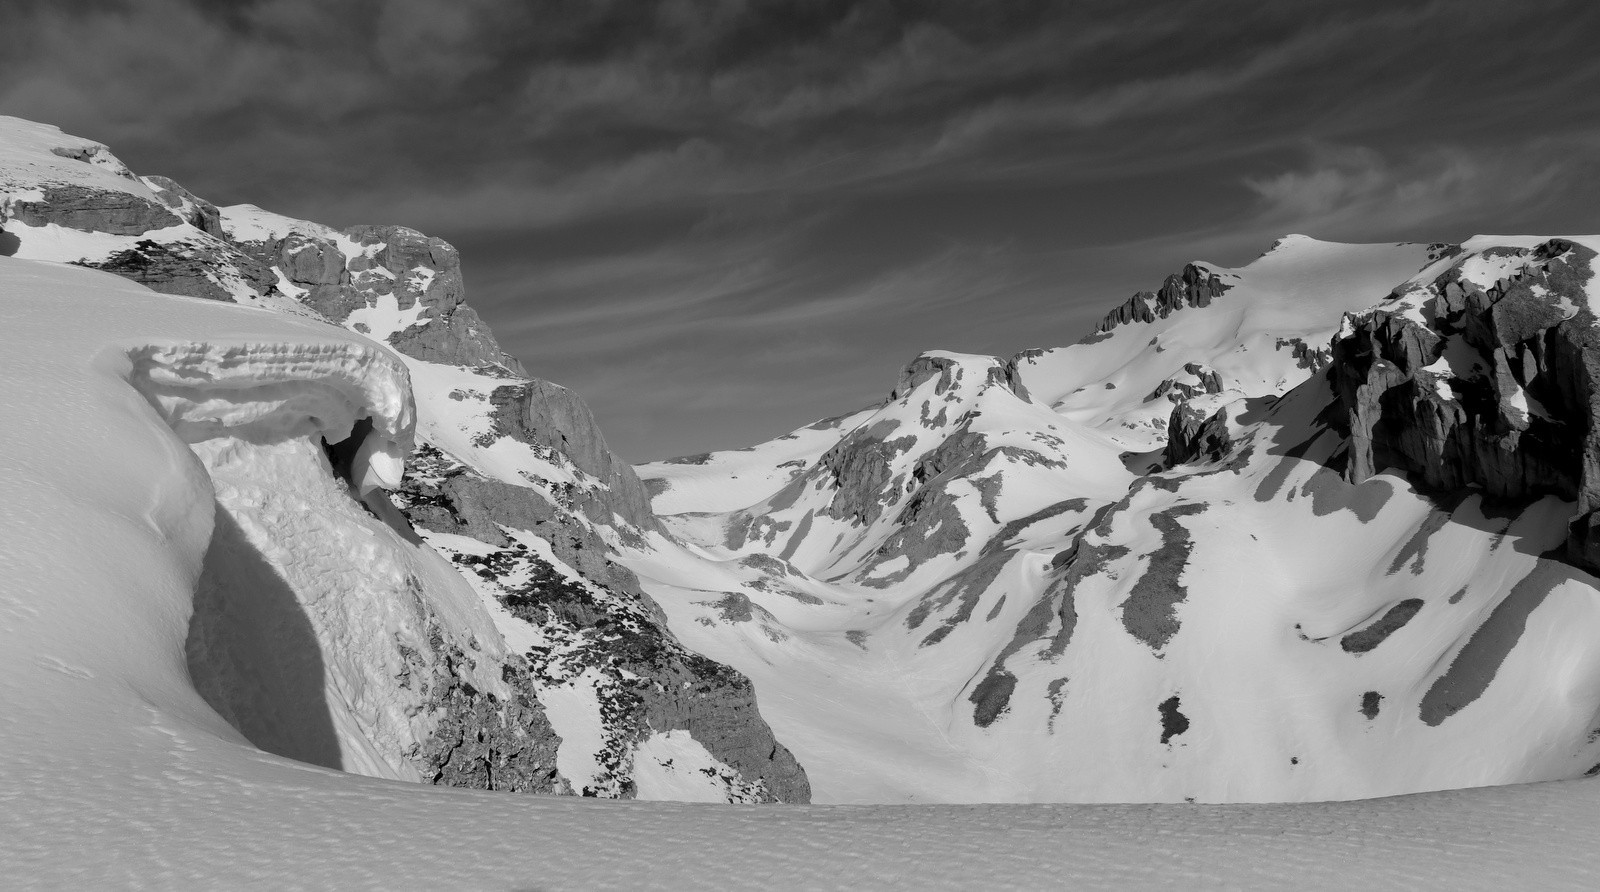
top-left (111, 336), bottom-right (416, 489)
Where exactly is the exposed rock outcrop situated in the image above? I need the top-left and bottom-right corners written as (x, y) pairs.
top-left (1147, 362), bottom-right (1224, 403)
top-left (1328, 238), bottom-right (1600, 571)
top-left (1164, 403), bottom-right (1231, 467)
top-left (143, 175), bottom-right (224, 237)
top-left (77, 237), bottom-right (274, 303)
top-left (815, 419), bottom-right (916, 528)
top-left (225, 219), bottom-right (527, 374)
top-left (1096, 263), bottom-right (1233, 333)
top-left (411, 635), bottom-right (568, 795)
top-left (6, 183), bottom-right (179, 235)
top-left (487, 381), bottom-right (658, 533)
top-left (1276, 336), bottom-right (1332, 372)
top-left (393, 444), bottom-right (809, 802)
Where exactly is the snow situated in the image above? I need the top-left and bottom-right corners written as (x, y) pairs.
top-left (1011, 238), bottom-right (1431, 452)
top-left (539, 667), bottom-right (613, 793)
top-left (9, 251), bottom-right (1600, 887)
top-left (627, 236), bottom-right (1600, 813)
top-left (1, 219), bottom-right (194, 263)
top-left (345, 289), bottom-right (429, 341)
top-left (219, 202), bottom-right (341, 245)
top-left (0, 115), bottom-right (145, 191)
top-left (639, 407), bottom-right (876, 515)
top-left (404, 357), bottom-right (580, 488)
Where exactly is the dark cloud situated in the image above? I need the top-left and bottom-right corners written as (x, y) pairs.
top-left (5, 0), bottom-right (1599, 458)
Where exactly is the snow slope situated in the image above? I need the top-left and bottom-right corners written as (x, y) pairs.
top-left (9, 254), bottom-right (1600, 889)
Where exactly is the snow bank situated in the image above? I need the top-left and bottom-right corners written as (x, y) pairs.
top-left (124, 339), bottom-right (414, 491)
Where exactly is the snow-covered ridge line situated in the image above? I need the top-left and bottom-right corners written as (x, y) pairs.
top-left (122, 339), bottom-right (416, 491)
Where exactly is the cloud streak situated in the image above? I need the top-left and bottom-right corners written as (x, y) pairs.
top-left (6, 0), bottom-right (1600, 458)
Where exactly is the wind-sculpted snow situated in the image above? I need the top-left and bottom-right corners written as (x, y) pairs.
top-left (126, 340), bottom-right (414, 491)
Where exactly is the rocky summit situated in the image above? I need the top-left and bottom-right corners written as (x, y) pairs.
top-left (9, 114), bottom-right (1600, 807)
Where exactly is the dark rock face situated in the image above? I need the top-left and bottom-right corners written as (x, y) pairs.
top-left (1419, 560), bottom-right (1570, 726)
top-left (816, 420), bottom-right (916, 527)
top-left (966, 501), bottom-right (1117, 728)
top-left (1164, 404), bottom-right (1231, 467)
top-left (225, 219), bottom-right (526, 374)
top-left (143, 175), bottom-right (224, 237)
top-left (7, 183), bottom-right (180, 235)
top-left (1096, 264), bottom-right (1233, 334)
top-left (1147, 362), bottom-right (1224, 403)
top-left (1328, 239), bottom-right (1600, 572)
top-left (890, 353), bottom-right (961, 401)
top-left (1158, 695), bottom-right (1189, 744)
top-left (392, 303), bottom-right (523, 372)
top-left (272, 231), bottom-right (359, 320)
top-left (75, 237), bottom-right (275, 303)
top-left (1121, 503), bottom-right (1207, 652)
top-left (487, 381), bottom-right (658, 533)
top-left (629, 649), bottom-right (811, 804)
top-left (1340, 599), bottom-right (1424, 654)
top-left (888, 352), bottom-right (1028, 403)
top-left (1276, 336), bottom-right (1332, 372)
top-left (393, 444), bottom-right (809, 802)
top-left (410, 636), bottom-right (568, 795)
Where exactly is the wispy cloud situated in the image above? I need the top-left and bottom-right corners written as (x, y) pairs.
top-left (1243, 139), bottom-right (1589, 238)
top-left (7, 0), bottom-right (1600, 457)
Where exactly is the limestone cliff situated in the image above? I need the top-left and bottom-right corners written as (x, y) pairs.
top-left (1328, 238), bottom-right (1600, 571)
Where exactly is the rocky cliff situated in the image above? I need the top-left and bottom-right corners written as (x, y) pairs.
top-left (1094, 263), bottom-right (1233, 334)
top-left (1327, 238), bottom-right (1600, 571)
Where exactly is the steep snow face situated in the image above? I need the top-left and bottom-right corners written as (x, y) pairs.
top-left (635, 236), bottom-right (1600, 805)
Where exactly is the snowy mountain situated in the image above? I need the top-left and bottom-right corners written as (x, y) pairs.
top-left (638, 234), bottom-right (1600, 803)
top-left (6, 110), bottom-right (1600, 827)
top-left (0, 116), bottom-right (806, 804)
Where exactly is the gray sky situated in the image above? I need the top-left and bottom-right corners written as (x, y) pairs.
top-left (7, 0), bottom-right (1600, 460)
